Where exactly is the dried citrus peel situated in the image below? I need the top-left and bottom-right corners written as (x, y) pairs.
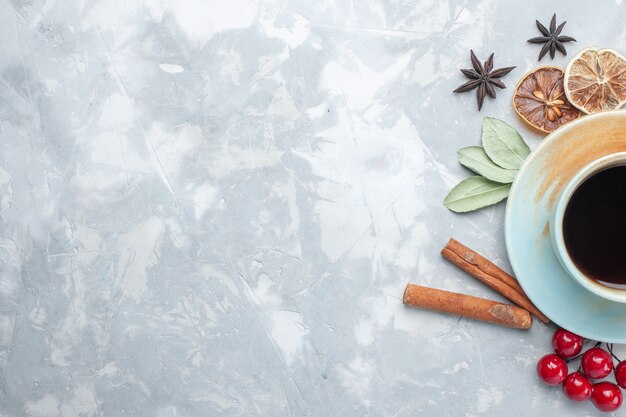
top-left (564, 48), bottom-right (626, 114)
top-left (513, 66), bottom-right (582, 134)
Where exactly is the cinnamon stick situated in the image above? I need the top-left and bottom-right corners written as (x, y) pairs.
top-left (441, 245), bottom-right (550, 324)
top-left (446, 238), bottom-right (524, 295)
top-left (403, 284), bottom-right (532, 329)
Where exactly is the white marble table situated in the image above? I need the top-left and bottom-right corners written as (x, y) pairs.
top-left (1, 0), bottom-right (626, 416)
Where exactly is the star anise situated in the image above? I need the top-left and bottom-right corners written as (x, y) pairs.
top-left (453, 50), bottom-right (515, 111)
top-left (527, 14), bottom-right (576, 61)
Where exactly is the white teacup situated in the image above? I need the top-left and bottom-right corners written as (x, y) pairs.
top-left (550, 152), bottom-right (626, 303)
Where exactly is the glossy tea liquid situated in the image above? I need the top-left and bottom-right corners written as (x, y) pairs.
top-left (563, 165), bottom-right (626, 289)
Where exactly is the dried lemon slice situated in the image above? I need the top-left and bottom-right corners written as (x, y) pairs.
top-left (564, 48), bottom-right (626, 114)
top-left (513, 66), bottom-right (582, 134)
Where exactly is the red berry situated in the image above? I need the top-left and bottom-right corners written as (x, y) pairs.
top-left (562, 372), bottom-right (593, 401)
top-left (552, 329), bottom-right (583, 358)
top-left (591, 381), bottom-right (623, 412)
top-left (582, 348), bottom-right (613, 379)
top-left (537, 354), bottom-right (568, 385)
top-left (615, 361), bottom-right (626, 389)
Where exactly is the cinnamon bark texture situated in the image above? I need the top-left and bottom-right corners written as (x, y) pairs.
top-left (403, 284), bottom-right (532, 330)
top-left (442, 239), bottom-right (550, 324)
top-left (445, 238), bottom-right (525, 294)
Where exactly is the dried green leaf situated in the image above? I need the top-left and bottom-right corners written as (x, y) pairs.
top-left (482, 117), bottom-right (530, 169)
top-left (444, 176), bottom-right (511, 213)
top-left (458, 146), bottom-right (517, 184)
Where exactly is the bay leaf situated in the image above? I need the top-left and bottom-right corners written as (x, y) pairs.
top-left (444, 176), bottom-right (511, 213)
top-left (481, 117), bottom-right (530, 170)
top-left (458, 146), bottom-right (517, 184)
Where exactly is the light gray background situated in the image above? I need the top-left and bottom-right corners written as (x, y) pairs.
top-left (1, 0), bottom-right (626, 416)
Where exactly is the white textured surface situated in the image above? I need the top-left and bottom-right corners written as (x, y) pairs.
top-left (1, 0), bottom-right (626, 416)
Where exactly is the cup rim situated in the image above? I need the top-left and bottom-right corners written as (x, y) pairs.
top-left (551, 151), bottom-right (626, 303)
